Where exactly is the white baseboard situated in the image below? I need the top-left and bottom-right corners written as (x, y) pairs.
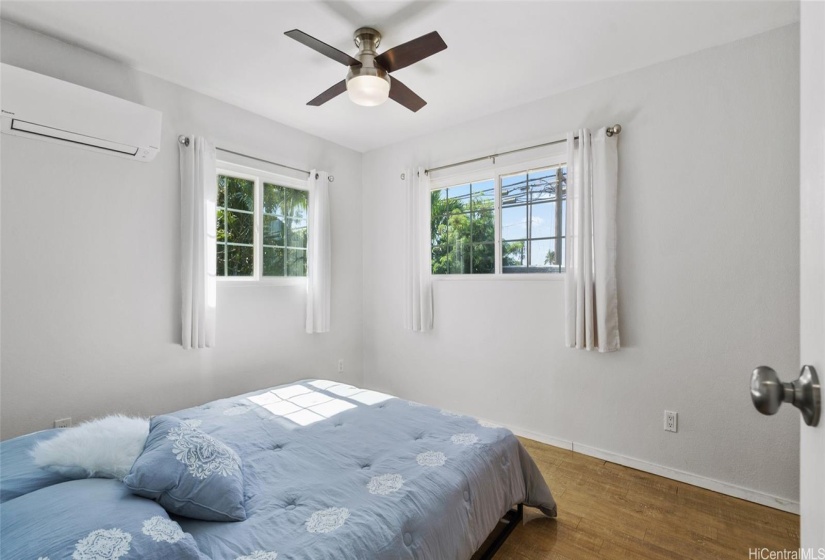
top-left (509, 426), bottom-right (573, 451)
top-left (507, 425), bottom-right (799, 515)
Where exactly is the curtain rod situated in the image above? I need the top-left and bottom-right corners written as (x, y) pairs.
top-left (423, 124), bottom-right (621, 176)
top-left (177, 135), bottom-right (334, 182)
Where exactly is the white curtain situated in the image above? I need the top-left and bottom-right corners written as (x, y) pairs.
top-left (403, 167), bottom-right (434, 331)
top-left (564, 128), bottom-right (620, 352)
top-left (179, 136), bottom-right (217, 349)
top-left (306, 170), bottom-right (331, 333)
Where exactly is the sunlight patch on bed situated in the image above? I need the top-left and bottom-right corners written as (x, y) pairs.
top-left (309, 381), bottom-right (396, 405)
top-left (246, 384), bottom-right (362, 426)
top-left (348, 390), bottom-right (394, 405)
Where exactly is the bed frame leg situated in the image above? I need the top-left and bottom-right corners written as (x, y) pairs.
top-left (476, 503), bottom-right (524, 560)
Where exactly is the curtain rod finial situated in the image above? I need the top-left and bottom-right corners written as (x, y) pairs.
top-left (606, 124), bottom-right (622, 137)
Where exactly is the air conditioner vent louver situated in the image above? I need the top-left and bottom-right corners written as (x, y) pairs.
top-left (1, 64), bottom-right (162, 162)
top-left (11, 120), bottom-right (140, 156)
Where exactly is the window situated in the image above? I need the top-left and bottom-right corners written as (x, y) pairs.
top-left (431, 180), bottom-right (495, 274)
top-left (261, 184), bottom-right (308, 277)
top-left (216, 163), bottom-right (309, 281)
top-left (430, 161), bottom-right (567, 276)
top-left (501, 167), bottom-right (566, 273)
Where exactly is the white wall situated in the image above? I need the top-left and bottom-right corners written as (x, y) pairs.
top-left (0, 21), bottom-right (364, 439)
top-left (361, 25), bottom-right (801, 506)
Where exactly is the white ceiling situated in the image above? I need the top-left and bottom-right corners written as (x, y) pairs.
top-left (1, 1), bottom-right (798, 152)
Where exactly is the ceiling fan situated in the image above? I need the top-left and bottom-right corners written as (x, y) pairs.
top-left (284, 27), bottom-right (447, 112)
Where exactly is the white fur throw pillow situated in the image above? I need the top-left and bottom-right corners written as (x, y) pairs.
top-left (31, 415), bottom-right (150, 480)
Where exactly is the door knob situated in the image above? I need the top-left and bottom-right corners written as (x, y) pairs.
top-left (751, 365), bottom-right (821, 427)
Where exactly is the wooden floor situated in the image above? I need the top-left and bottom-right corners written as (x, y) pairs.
top-left (492, 437), bottom-right (799, 560)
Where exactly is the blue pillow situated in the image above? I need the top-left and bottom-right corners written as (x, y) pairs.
top-left (0, 478), bottom-right (205, 560)
top-left (123, 415), bottom-right (246, 522)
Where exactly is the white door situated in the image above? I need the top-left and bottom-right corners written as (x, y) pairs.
top-left (800, 0), bottom-right (825, 549)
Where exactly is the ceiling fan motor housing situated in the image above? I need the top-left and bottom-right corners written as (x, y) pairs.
top-left (347, 27), bottom-right (391, 95)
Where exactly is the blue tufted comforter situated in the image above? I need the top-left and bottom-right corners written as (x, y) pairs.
top-left (171, 379), bottom-right (556, 560)
top-left (0, 379), bottom-right (556, 560)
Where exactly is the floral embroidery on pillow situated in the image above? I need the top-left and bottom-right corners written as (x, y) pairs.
top-left (166, 423), bottom-right (240, 480)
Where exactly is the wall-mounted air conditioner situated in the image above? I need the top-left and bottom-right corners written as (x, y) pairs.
top-left (0, 63), bottom-right (162, 162)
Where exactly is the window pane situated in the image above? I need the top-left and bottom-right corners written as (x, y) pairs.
top-left (225, 176), bottom-right (254, 212)
top-left (285, 188), bottom-right (308, 220)
top-left (530, 239), bottom-right (554, 269)
top-left (431, 180), bottom-right (494, 275)
top-left (431, 213), bottom-right (449, 247)
top-left (451, 241), bottom-right (471, 274)
top-left (471, 180), bottom-right (495, 212)
top-left (217, 209), bottom-right (226, 242)
top-left (501, 173), bottom-right (527, 205)
top-left (502, 241), bottom-right (526, 272)
top-left (217, 243), bottom-right (226, 277)
top-left (432, 245), bottom-right (450, 275)
top-left (446, 184), bottom-right (471, 213)
top-left (263, 246), bottom-right (284, 276)
top-left (447, 213), bottom-right (471, 253)
top-left (472, 243), bottom-right (494, 274)
top-left (531, 202), bottom-right (555, 238)
top-left (263, 183), bottom-right (284, 216)
top-left (226, 244), bottom-right (253, 276)
top-left (286, 249), bottom-right (307, 276)
top-left (502, 205), bottom-right (527, 240)
top-left (500, 166), bottom-right (567, 274)
top-left (217, 176), bottom-right (227, 208)
top-left (529, 168), bottom-right (557, 202)
top-left (263, 215), bottom-right (284, 246)
top-left (226, 210), bottom-right (253, 244)
top-left (472, 209), bottom-right (495, 243)
top-left (287, 219), bottom-right (308, 248)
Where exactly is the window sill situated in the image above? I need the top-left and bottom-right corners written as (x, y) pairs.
top-left (431, 273), bottom-right (565, 282)
top-left (217, 277), bottom-right (307, 287)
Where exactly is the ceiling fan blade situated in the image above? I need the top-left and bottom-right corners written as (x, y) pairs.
top-left (308, 80), bottom-right (347, 106)
top-left (389, 77), bottom-right (426, 112)
top-left (375, 31), bottom-right (447, 73)
top-left (285, 29), bottom-right (361, 67)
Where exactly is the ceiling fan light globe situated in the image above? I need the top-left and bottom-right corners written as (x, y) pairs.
top-left (346, 74), bottom-right (391, 107)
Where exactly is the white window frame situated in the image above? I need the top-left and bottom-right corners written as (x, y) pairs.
top-left (427, 149), bottom-right (567, 281)
top-left (216, 161), bottom-right (311, 286)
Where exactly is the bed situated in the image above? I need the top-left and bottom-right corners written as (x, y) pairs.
top-left (0, 379), bottom-right (556, 559)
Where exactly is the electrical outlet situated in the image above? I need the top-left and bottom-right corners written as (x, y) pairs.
top-left (54, 417), bottom-right (72, 429)
top-left (338, 359), bottom-right (344, 373)
top-left (664, 411), bottom-right (678, 433)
